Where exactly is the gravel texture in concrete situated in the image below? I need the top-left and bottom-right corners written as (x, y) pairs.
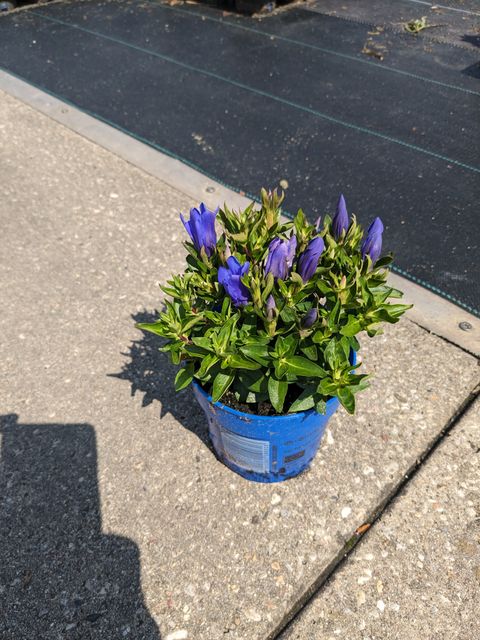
top-left (0, 90), bottom-right (479, 639)
top-left (281, 399), bottom-right (480, 640)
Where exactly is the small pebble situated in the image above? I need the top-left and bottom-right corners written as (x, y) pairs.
top-left (165, 631), bottom-right (188, 640)
top-left (341, 506), bottom-right (352, 519)
top-left (271, 493), bottom-right (282, 506)
top-left (377, 600), bottom-right (385, 613)
top-left (245, 608), bottom-right (261, 622)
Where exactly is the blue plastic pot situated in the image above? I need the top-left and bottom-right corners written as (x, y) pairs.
top-left (192, 352), bottom-right (356, 483)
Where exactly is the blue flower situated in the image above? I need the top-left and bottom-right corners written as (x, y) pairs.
top-left (332, 194), bottom-right (349, 240)
top-left (218, 256), bottom-right (251, 307)
top-left (265, 294), bottom-right (276, 321)
top-left (180, 203), bottom-right (218, 257)
top-left (264, 235), bottom-right (297, 280)
top-left (361, 217), bottom-right (384, 264)
top-left (297, 237), bottom-right (325, 282)
top-left (301, 308), bottom-right (318, 328)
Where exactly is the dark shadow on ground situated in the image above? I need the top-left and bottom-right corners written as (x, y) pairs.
top-left (461, 60), bottom-right (480, 79)
top-left (110, 311), bottom-right (211, 449)
top-left (0, 413), bottom-right (161, 639)
top-left (461, 35), bottom-right (480, 79)
top-left (462, 34), bottom-right (480, 49)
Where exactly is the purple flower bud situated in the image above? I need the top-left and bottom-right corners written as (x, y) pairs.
top-left (265, 294), bottom-right (276, 321)
top-left (332, 194), bottom-right (349, 240)
top-left (180, 203), bottom-right (218, 256)
top-left (264, 235), bottom-right (297, 280)
top-left (218, 256), bottom-right (250, 307)
top-left (302, 309), bottom-right (318, 328)
top-left (314, 216), bottom-right (322, 231)
top-left (297, 237), bottom-right (325, 282)
top-left (361, 217), bottom-right (384, 264)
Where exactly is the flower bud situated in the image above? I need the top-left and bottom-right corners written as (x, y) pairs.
top-left (331, 194), bottom-right (349, 240)
top-left (265, 294), bottom-right (276, 321)
top-left (297, 237), bottom-right (325, 283)
top-left (264, 235), bottom-right (297, 280)
top-left (361, 217), bottom-right (384, 264)
top-left (302, 308), bottom-right (318, 328)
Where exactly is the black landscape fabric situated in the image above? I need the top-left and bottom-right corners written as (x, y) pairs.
top-left (1, 0), bottom-right (478, 315)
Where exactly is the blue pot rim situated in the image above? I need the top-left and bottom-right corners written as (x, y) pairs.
top-left (192, 380), bottom-right (339, 421)
top-left (192, 349), bottom-right (356, 421)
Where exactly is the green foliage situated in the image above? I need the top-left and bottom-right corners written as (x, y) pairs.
top-left (137, 189), bottom-right (411, 415)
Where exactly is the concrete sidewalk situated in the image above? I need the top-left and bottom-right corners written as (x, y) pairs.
top-left (0, 88), bottom-right (479, 640)
top-left (281, 399), bottom-right (480, 640)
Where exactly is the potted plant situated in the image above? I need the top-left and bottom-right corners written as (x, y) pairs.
top-left (138, 189), bottom-right (411, 482)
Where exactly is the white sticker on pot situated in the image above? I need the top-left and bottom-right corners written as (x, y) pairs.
top-left (219, 428), bottom-right (270, 474)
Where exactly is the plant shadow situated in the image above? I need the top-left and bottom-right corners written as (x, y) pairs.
top-left (0, 413), bottom-right (161, 639)
top-left (110, 311), bottom-right (212, 450)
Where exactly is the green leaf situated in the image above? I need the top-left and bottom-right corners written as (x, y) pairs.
top-left (184, 345), bottom-right (210, 358)
top-left (340, 316), bottom-right (363, 337)
top-left (293, 207), bottom-right (306, 234)
top-left (267, 377), bottom-right (288, 413)
top-left (212, 371), bottom-right (234, 402)
top-left (338, 387), bottom-right (355, 414)
top-left (283, 356), bottom-right (328, 378)
top-left (282, 334), bottom-right (299, 356)
top-left (174, 363), bottom-right (194, 391)
top-left (197, 354), bottom-right (220, 377)
top-left (225, 355), bottom-right (261, 370)
top-left (238, 371), bottom-right (267, 393)
top-left (290, 272), bottom-right (304, 286)
top-left (315, 399), bottom-right (327, 415)
top-left (221, 296), bottom-right (231, 316)
top-left (217, 315), bottom-right (238, 350)
top-left (301, 344), bottom-right (318, 361)
top-left (239, 344), bottom-right (270, 366)
top-left (324, 339), bottom-right (346, 370)
top-left (261, 272), bottom-right (275, 302)
top-left (136, 322), bottom-right (164, 336)
top-left (317, 378), bottom-right (338, 396)
top-left (312, 329), bottom-right (329, 345)
top-left (383, 303), bottom-right (412, 318)
top-left (191, 336), bottom-right (213, 350)
top-left (279, 306), bottom-right (297, 324)
top-left (288, 387), bottom-right (315, 413)
top-left (327, 299), bottom-right (341, 331)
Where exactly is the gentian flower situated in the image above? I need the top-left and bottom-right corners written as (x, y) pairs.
top-left (265, 235), bottom-right (297, 280)
top-left (297, 237), bottom-right (325, 282)
top-left (332, 194), bottom-right (349, 239)
top-left (301, 308), bottom-right (318, 328)
top-left (265, 294), bottom-right (276, 321)
top-left (361, 217), bottom-right (384, 264)
top-left (180, 203), bottom-right (218, 256)
top-left (218, 256), bottom-right (250, 307)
